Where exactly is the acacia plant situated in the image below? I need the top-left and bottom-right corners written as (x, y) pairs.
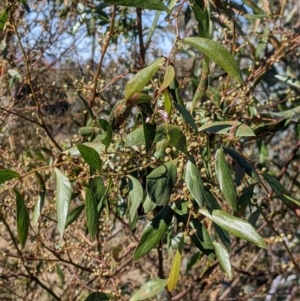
top-left (1, 0), bottom-right (300, 300)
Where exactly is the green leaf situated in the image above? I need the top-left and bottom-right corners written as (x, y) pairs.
top-left (129, 279), bottom-right (167, 301)
top-left (125, 124), bottom-right (181, 147)
top-left (199, 209), bottom-right (266, 248)
top-left (125, 126), bottom-right (146, 147)
top-left (159, 65), bottom-right (175, 92)
top-left (190, 218), bottom-right (214, 253)
top-left (89, 176), bottom-right (106, 207)
top-left (128, 175), bottom-right (145, 226)
top-left (173, 102), bottom-right (198, 133)
top-left (192, 3), bottom-right (210, 38)
top-left (146, 161), bottom-right (177, 206)
top-left (198, 121), bottom-right (255, 137)
top-left (147, 11), bottom-right (161, 43)
top-left (109, 99), bottom-right (131, 130)
top-left (84, 292), bottom-right (113, 301)
top-left (167, 236), bottom-right (183, 292)
top-left (125, 93), bottom-right (152, 106)
top-left (168, 129), bottom-right (187, 153)
top-left (98, 119), bottom-right (112, 151)
top-left (186, 251), bottom-right (203, 271)
top-left (56, 264), bottom-right (65, 285)
top-left (78, 126), bottom-right (99, 136)
top-left (162, 90), bottom-right (172, 118)
top-left (85, 187), bottom-right (98, 240)
top-left (184, 160), bottom-right (204, 207)
top-left (154, 124), bottom-right (181, 143)
top-left (238, 184), bottom-right (256, 216)
top-left (15, 190), bottom-right (29, 248)
top-left (213, 242), bottom-right (232, 280)
top-left (223, 147), bottom-right (260, 181)
top-left (215, 148), bottom-right (237, 211)
top-left (275, 75), bottom-right (300, 89)
top-left (32, 172), bottom-right (46, 226)
top-left (204, 189), bottom-right (231, 251)
top-left (65, 204), bottom-right (85, 229)
top-left (65, 142), bottom-right (111, 158)
top-left (78, 93), bottom-right (95, 120)
top-left (182, 37), bottom-right (243, 84)
top-left (55, 168), bottom-right (72, 237)
top-left (0, 169), bottom-right (20, 184)
top-left (262, 173), bottom-right (300, 212)
top-left (269, 104), bottom-right (300, 119)
top-left (248, 208), bottom-right (261, 227)
top-left (21, 1), bottom-right (31, 13)
top-left (143, 120), bottom-right (156, 152)
top-left (244, 13), bottom-right (269, 20)
top-left (262, 173), bottom-right (286, 195)
top-left (0, 9), bottom-right (8, 31)
top-left (253, 118), bottom-right (288, 136)
top-left (143, 195), bottom-right (156, 214)
top-left (104, 0), bottom-right (171, 13)
top-left (125, 57), bottom-right (165, 100)
top-left (133, 206), bottom-right (174, 260)
top-left (8, 69), bottom-right (22, 89)
top-left (77, 144), bottom-right (102, 173)
top-left (241, 0), bottom-right (264, 14)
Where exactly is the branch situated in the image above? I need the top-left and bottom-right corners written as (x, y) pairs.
top-left (10, 12), bottom-right (62, 151)
top-left (136, 8), bottom-right (145, 67)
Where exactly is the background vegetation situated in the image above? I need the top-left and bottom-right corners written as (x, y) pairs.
top-left (1, 0), bottom-right (300, 300)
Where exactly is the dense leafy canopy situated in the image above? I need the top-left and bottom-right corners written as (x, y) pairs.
top-left (0, 0), bottom-right (300, 300)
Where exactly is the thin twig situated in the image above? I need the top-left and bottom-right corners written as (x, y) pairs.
top-left (90, 6), bottom-right (116, 107)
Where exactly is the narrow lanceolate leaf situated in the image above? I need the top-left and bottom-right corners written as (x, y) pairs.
top-left (199, 209), bottom-right (267, 248)
top-left (269, 104), bottom-right (300, 119)
top-left (275, 75), bottom-right (300, 89)
top-left (168, 129), bottom-right (187, 153)
top-left (159, 65), bottom-right (175, 93)
top-left (215, 148), bottom-right (237, 211)
top-left (128, 175), bottom-right (145, 225)
top-left (64, 142), bottom-right (112, 158)
top-left (15, 190), bottom-right (29, 248)
top-left (98, 119), bottom-right (112, 152)
top-left (143, 120), bottom-right (156, 152)
top-left (55, 168), bottom-right (72, 237)
top-left (104, 0), bottom-right (171, 13)
top-left (182, 37), bottom-right (243, 84)
top-left (65, 204), bottom-right (85, 229)
top-left (0, 169), bottom-right (20, 184)
top-left (213, 242), bottom-right (232, 280)
top-left (133, 206), bottom-right (174, 260)
top-left (0, 9), bottom-right (8, 31)
top-left (223, 147), bottom-right (260, 181)
top-left (167, 236), bottom-right (183, 291)
top-left (184, 160), bottom-right (204, 207)
top-left (173, 102), bottom-right (198, 133)
top-left (129, 279), bottom-right (168, 301)
top-left (198, 121), bottom-right (255, 137)
top-left (32, 172), bottom-right (46, 226)
top-left (77, 144), bottom-right (102, 173)
top-left (125, 57), bottom-right (165, 100)
top-left (85, 187), bottom-right (98, 240)
top-left (262, 173), bottom-right (300, 213)
top-left (146, 161), bottom-right (177, 206)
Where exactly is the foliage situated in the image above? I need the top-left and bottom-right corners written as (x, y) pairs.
top-left (1, 0), bottom-right (300, 300)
